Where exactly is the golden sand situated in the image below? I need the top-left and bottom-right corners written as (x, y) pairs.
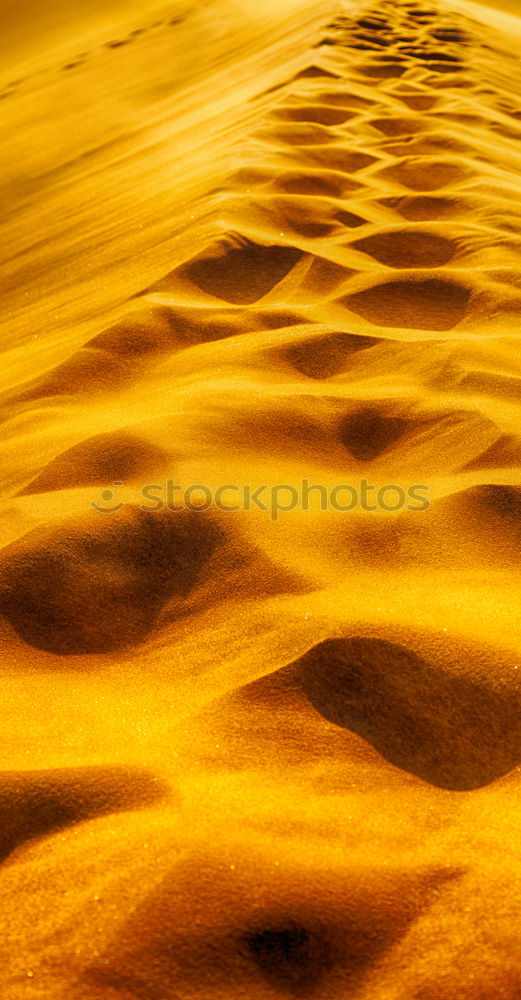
top-left (2, 0), bottom-right (521, 995)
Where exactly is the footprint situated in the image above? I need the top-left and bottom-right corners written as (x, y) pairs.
top-left (83, 849), bottom-right (445, 1000)
top-left (352, 229), bottom-right (457, 267)
top-left (271, 170), bottom-right (360, 198)
top-left (432, 28), bottom-right (468, 42)
top-left (344, 276), bottom-right (471, 330)
top-left (378, 158), bottom-right (469, 191)
top-left (310, 90), bottom-right (374, 109)
top-left (356, 16), bottom-right (390, 31)
top-left (283, 332), bottom-right (379, 379)
top-left (396, 94), bottom-right (439, 111)
top-left (425, 63), bottom-right (465, 76)
top-left (271, 105), bottom-right (357, 126)
top-left (339, 406), bottom-right (411, 459)
top-left (369, 116), bottom-right (427, 136)
top-left (407, 9), bottom-right (437, 20)
top-left (401, 49), bottom-right (461, 65)
top-left (380, 194), bottom-right (467, 221)
top-left (353, 31), bottom-right (392, 48)
top-left (290, 635), bottom-right (521, 789)
top-left (0, 506), bottom-right (223, 655)
top-left (381, 134), bottom-right (472, 158)
top-left (257, 122), bottom-right (342, 146)
top-left (157, 237), bottom-right (304, 305)
top-left (335, 209), bottom-right (367, 228)
top-left (289, 146), bottom-right (377, 174)
top-left (358, 63), bottom-right (407, 79)
top-left (349, 43), bottom-right (379, 52)
top-left (239, 923), bottom-right (332, 994)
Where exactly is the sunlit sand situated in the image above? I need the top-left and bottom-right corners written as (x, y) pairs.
top-left (1, 0), bottom-right (521, 995)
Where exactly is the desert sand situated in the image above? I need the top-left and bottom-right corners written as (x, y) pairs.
top-left (2, 0), bottom-right (521, 995)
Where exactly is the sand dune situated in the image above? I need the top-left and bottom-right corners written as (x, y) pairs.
top-left (2, 0), bottom-right (521, 996)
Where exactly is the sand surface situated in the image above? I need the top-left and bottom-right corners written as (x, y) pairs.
top-left (2, 0), bottom-right (521, 996)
